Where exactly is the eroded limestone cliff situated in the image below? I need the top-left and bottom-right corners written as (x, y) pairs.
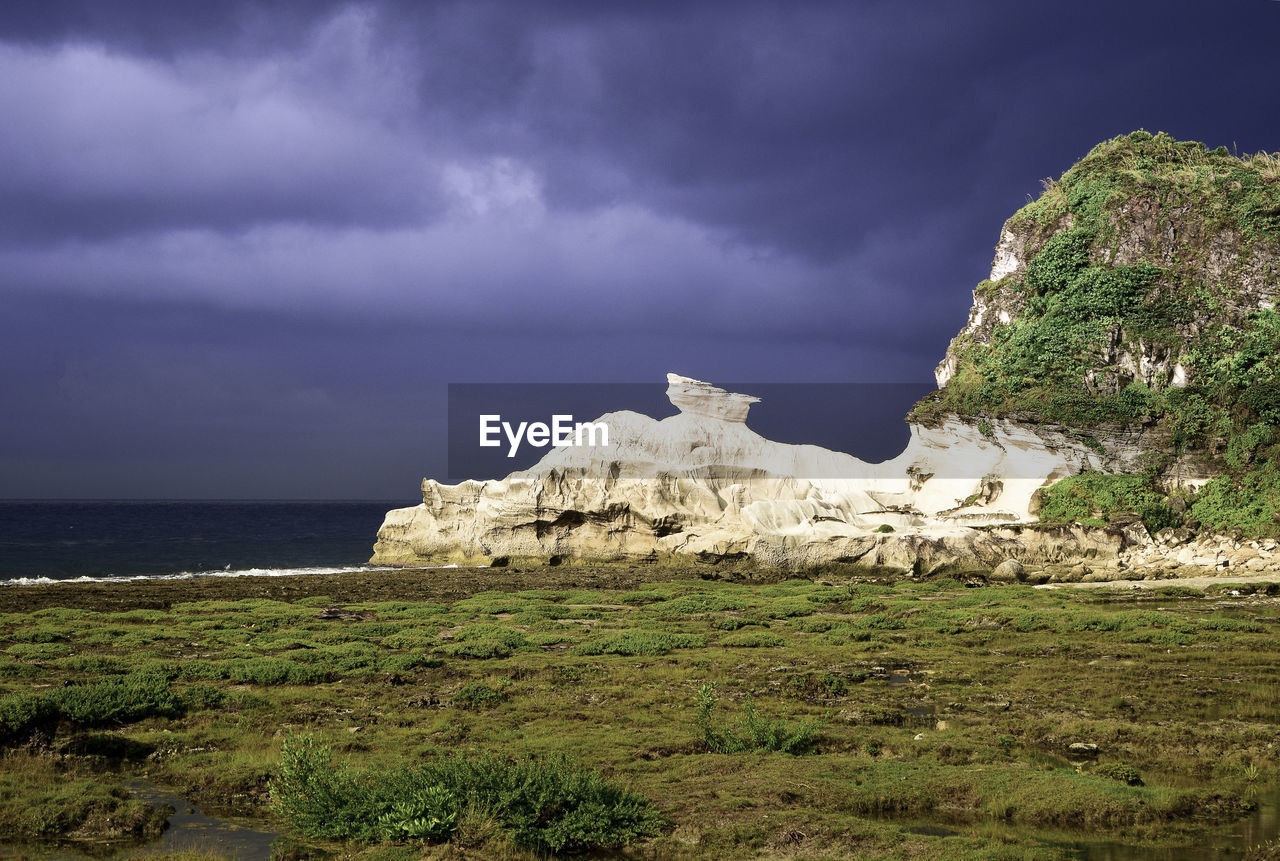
top-left (372, 132), bottom-right (1280, 579)
top-left (372, 374), bottom-right (1155, 577)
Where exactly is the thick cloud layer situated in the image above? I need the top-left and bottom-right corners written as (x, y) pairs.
top-left (3, 0), bottom-right (1279, 497)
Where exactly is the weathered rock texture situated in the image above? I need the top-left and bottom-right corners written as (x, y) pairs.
top-left (372, 374), bottom-right (1155, 572)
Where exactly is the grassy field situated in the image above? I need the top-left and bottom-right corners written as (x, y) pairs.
top-left (1, 566), bottom-right (1278, 859)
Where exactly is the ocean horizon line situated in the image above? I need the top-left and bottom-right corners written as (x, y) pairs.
top-left (0, 497), bottom-right (418, 504)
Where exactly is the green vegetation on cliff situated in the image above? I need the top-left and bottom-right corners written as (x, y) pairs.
top-left (914, 131), bottom-right (1280, 534)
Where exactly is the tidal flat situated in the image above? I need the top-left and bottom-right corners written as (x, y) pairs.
top-left (1, 565), bottom-right (1278, 860)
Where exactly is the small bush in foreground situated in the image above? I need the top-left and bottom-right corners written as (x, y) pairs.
top-left (694, 684), bottom-right (827, 754)
top-left (270, 736), bottom-right (663, 853)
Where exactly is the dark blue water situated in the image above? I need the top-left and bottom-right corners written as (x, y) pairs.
top-left (0, 500), bottom-right (413, 583)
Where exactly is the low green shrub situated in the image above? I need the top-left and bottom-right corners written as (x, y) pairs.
top-left (765, 597), bottom-right (816, 618)
top-left (181, 684), bottom-right (227, 711)
top-left (572, 631), bottom-right (705, 656)
top-left (854, 612), bottom-right (906, 631)
top-left (5, 643), bottom-right (71, 660)
top-left (13, 626), bottom-right (69, 644)
top-left (0, 693), bottom-right (58, 742)
top-left (53, 655), bottom-right (126, 674)
top-left (783, 672), bottom-right (848, 702)
top-left (0, 661), bottom-right (43, 679)
top-left (270, 736), bottom-right (663, 852)
top-left (451, 682), bottom-right (506, 710)
top-left (643, 594), bottom-right (747, 616)
top-left (719, 631), bottom-right (784, 648)
top-left (227, 658), bottom-right (325, 686)
top-left (694, 684), bottom-right (826, 754)
top-left (710, 617), bottom-right (766, 631)
top-left (434, 625), bottom-right (530, 659)
top-left (177, 659), bottom-right (229, 681)
top-left (312, 643), bottom-right (381, 676)
top-left (49, 672), bottom-right (183, 727)
top-left (617, 589), bottom-right (675, 605)
top-left (381, 633), bottom-right (438, 650)
top-left (1198, 616), bottom-right (1263, 633)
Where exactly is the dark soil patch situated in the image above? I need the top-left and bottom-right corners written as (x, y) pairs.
top-left (0, 564), bottom-right (796, 613)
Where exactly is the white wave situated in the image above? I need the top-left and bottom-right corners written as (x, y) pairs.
top-left (0, 563), bottom-right (463, 587)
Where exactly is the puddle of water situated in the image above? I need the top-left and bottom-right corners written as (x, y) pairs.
top-left (906, 824), bottom-right (961, 837)
top-left (125, 781), bottom-right (282, 860)
top-left (887, 672), bottom-right (912, 688)
top-left (1042, 785), bottom-right (1280, 861)
top-left (882, 669), bottom-right (938, 727)
top-left (876, 781), bottom-right (1279, 860)
top-left (0, 781), bottom-right (283, 861)
top-left (904, 704), bottom-right (936, 727)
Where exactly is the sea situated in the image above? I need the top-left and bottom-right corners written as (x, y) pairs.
top-left (0, 500), bottom-right (414, 585)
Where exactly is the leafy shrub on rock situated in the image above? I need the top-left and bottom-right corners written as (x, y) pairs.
top-left (1036, 470), bottom-right (1179, 534)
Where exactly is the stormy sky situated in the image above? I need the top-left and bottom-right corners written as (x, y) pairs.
top-left (3, 0), bottom-right (1279, 499)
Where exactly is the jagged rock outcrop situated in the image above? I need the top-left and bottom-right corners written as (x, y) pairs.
top-left (372, 374), bottom-right (1154, 572)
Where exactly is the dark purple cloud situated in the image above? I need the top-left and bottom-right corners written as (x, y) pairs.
top-left (2, 0), bottom-right (1279, 497)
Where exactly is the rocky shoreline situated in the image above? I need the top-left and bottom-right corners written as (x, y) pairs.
top-left (1087, 528), bottom-right (1280, 581)
top-left (872, 519), bottom-right (1280, 585)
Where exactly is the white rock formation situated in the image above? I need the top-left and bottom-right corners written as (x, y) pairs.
top-left (988, 229), bottom-right (1023, 282)
top-left (370, 373), bottom-right (1162, 571)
